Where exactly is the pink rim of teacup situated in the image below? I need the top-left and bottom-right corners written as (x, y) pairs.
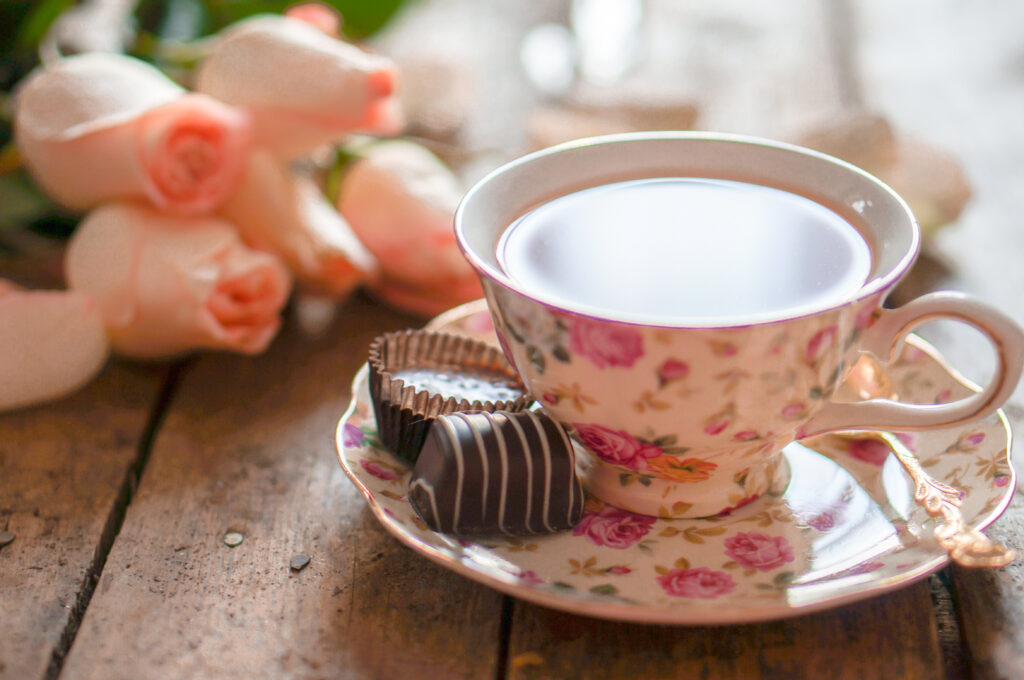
top-left (454, 131), bottom-right (918, 331)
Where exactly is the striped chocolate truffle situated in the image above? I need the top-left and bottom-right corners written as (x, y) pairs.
top-left (409, 411), bottom-right (585, 536)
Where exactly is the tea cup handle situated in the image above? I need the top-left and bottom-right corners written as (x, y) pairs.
top-left (802, 291), bottom-right (1024, 437)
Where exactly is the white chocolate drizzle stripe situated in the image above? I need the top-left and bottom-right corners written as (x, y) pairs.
top-left (527, 411), bottom-right (555, 533)
top-left (457, 413), bottom-right (490, 523)
top-left (482, 411), bottom-right (510, 534)
top-left (551, 419), bottom-right (578, 525)
top-left (438, 416), bottom-right (464, 532)
top-left (505, 414), bottom-right (533, 533)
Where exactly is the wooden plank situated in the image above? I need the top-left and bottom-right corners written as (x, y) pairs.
top-left (59, 294), bottom-right (506, 679)
top-left (506, 583), bottom-right (943, 680)
top-left (0, 360), bottom-right (168, 680)
top-left (951, 492), bottom-right (1024, 679)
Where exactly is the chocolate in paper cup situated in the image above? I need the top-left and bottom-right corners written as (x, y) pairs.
top-left (367, 330), bottom-right (531, 463)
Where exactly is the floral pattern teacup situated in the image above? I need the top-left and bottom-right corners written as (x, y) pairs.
top-left (456, 133), bottom-right (1024, 517)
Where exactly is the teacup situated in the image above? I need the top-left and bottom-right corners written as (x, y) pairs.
top-left (454, 132), bottom-right (1024, 518)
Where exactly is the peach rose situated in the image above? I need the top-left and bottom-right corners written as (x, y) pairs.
top-left (220, 150), bottom-right (378, 296)
top-left (195, 15), bottom-right (401, 161)
top-left (15, 53), bottom-right (251, 216)
top-left (338, 140), bottom-right (482, 315)
top-left (285, 2), bottom-right (342, 36)
top-left (66, 203), bottom-right (292, 358)
top-left (0, 281), bottom-right (110, 411)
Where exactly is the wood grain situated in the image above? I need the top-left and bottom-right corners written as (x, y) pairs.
top-left (505, 583), bottom-right (943, 680)
top-left (0, 360), bottom-right (168, 680)
top-left (59, 295), bottom-right (506, 679)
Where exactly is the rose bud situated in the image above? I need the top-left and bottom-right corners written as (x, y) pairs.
top-left (337, 140), bottom-right (482, 315)
top-left (0, 281), bottom-right (110, 412)
top-left (284, 2), bottom-right (342, 36)
top-left (219, 150), bottom-right (378, 297)
top-left (66, 203), bottom-right (292, 358)
top-left (15, 53), bottom-right (251, 216)
top-left (195, 15), bottom-right (402, 161)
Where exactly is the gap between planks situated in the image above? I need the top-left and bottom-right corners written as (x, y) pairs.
top-left (43, 361), bottom-right (187, 680)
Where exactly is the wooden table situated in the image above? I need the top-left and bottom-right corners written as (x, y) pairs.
top-left (3, 1), bottom-right (1024, 678)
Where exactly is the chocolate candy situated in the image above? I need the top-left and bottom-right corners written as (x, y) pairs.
top-left (409, 410), bottom-right (585, 536)
top-left (368, 330), bottom-right (529, 463)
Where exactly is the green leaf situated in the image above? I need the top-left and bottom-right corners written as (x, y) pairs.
top-left (589, 584), bottom-right (618, 596)
top-left (326, 144), bottom-right (364, 203)
top-left (552, 345), bottom-right (570, 363)
top-left (618, 472), bottom-right (633, 487)
top-left (202, 0), bottom-right (411, 40)
top-left (16, 0), bottom-right (74, 48)
top-left (0, 169), bottom-right (57, 231)
top-left (773, 571), bottom-right (795, 585)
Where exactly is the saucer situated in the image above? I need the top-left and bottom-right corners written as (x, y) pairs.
top-left (334, 302), bottom-right (1015, 624)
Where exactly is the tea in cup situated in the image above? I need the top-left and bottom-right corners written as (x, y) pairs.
top-left (455, 132), bottom-right (1024, 518)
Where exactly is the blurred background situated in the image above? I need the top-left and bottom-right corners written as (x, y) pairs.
top-left (3, 0), bottom-right (1023, 402)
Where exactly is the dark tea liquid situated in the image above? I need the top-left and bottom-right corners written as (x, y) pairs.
top-left (496, 178), bottom-right (872, 325)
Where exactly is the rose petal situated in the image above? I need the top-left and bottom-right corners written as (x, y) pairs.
top-left (14, 53), bottom-right (183, 142)
top-left (0, 283), bottom-right (109, 411)
top-left (220, 150), bottom-right (377, 296)
top-left (67, 203), bottom-right (291, 358)
top-left (18, 68), bottom-right (249, 215)
top-left (134, 94), bottom-right (252, 216)
top-left (195, 15), bottom-right (401, 160)
top-left (338, 140), bottom-right (473, 292)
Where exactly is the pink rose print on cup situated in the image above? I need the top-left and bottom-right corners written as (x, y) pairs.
top-left (847, 437), bottom-right (890, 466)
top-left (704, 419), bottom-right (730, 436)
top-left (724, 532), bottom-right (795, 572)
top-left (964, 432), bottom-right (986, 447)
top-left (894, 432), bottom-right (917, 451)
top-left (517, 570), bottom-right (546, 585)
top-left (573, 505), bottom-right (656, 549)
top-left (714, 494), bottom-right (760, 518)
top-left (854, 299), bottom-right (879, 331)
top-left (359, 458), bottom-right (398, 481)
top-left (656, 567), bottom-right (737, 599)
top-left (573, 423), bottom-right (664, 470)
top-left (806, 512), bottom-right (836, 531)
top-left (343, 423), bottom-right (366, 448)
top-left (849, 561), bottom-right (886, 575)
top-left (657, 358), bottom-right (690, 387)
top-left (568, 316), bottom-right (644, 369)
top-left (703, 403), bottom-right (735, 437)
top-left (804, 326), bottom-right (838, 366)
top-left (781, 403), bottom-right (807, 420)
